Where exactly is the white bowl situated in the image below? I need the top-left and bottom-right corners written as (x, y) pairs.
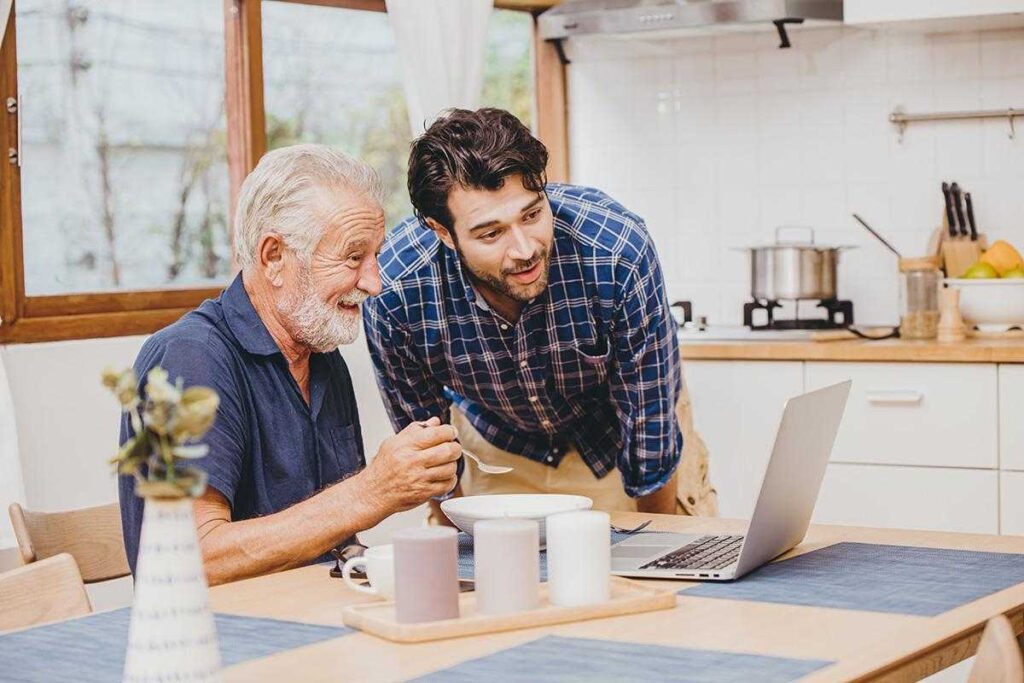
top-left (945, 279), bottom-right (1024, 332)
top-left (440, 494), bottom-right (593, 545)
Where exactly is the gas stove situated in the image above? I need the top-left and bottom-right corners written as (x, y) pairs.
top-left (671, 298), bottom-right (855, 342)
top-left (743, 298), bottom-right (854, 330)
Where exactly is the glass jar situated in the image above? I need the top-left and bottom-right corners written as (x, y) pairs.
top-left (898, 257), bottom-right (942, 339)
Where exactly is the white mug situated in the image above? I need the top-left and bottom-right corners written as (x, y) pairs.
top-left (342, 544), bottom-right (395, 599)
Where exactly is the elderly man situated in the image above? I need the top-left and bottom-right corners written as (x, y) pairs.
top-left (119, 144), bottom-right (461, 585)
top-left (364, 108), bottom-right (716, 523)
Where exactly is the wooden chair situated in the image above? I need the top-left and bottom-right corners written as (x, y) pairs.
top-left (968, 615), bottom-right (1024, 683)
top-left (0, 553), bottom-right (91, 632)
top-left (8, 502), bottom-right (131, 583)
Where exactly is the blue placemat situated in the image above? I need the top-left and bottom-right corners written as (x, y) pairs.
top-left (685, 542), bottom-right (1024, 616)
top-left (457, 530), bottom-right (680, 581)
top-left (0, 607), bottom-right (352, 682)
top-left (412, 635), bottom-right (833, 682)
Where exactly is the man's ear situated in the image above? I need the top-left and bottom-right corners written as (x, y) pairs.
top-left (256, 232), bottom-right (287, 287)
top-left (425, 217), bottom-right (456, 251)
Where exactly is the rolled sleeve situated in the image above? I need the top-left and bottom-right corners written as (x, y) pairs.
top-left (609, 238), bottom-right (683, 497)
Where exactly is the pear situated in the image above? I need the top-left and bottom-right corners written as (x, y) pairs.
top-left (963, 261), bottom-right (999, 279)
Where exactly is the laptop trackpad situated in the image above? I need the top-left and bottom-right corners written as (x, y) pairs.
top-left (611, 533), bottom-right (701, 569)
top-left (611, 544), bottom-right (669, 559)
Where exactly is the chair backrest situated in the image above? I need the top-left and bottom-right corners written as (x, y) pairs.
top-left (968, 615), bottom-right (1024, 683)
top-left (0, 553), bottom-right (92, 633)
top-left (8, 502), bottom-right (131, 583)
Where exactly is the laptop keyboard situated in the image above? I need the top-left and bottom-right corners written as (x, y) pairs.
top-left (639, 535), bottom-right (744, 570)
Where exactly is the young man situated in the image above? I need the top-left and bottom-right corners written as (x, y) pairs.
top-left (364, 108), bottom-right (715, 520)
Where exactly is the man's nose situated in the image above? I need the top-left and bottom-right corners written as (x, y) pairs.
top-left (507, 226), bottom-right (533, 261)
top-left (360, 256), bottom-right (382, 296)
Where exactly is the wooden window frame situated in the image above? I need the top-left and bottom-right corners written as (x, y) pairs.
top-left (0, 0), bottom-right (565, 344)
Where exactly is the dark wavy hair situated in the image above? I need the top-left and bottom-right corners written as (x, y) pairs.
top-left (407, 108), bottom-right (549, 231)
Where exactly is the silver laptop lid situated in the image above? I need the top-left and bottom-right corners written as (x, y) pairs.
top-left (732, 380), bottom-right (851, 578)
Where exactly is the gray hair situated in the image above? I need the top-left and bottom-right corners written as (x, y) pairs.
top-left (233, 144), bottom-right (385, 270)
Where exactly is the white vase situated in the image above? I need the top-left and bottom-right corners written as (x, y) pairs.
top-left (123, 497), bottom-right (222, 683)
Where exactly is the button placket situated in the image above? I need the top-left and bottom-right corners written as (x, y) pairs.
top-left (515, 324), bottom-right (548, 427)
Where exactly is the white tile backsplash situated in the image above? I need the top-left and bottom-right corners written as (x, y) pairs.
top-left (567, 27), bottom-right (1024, 327)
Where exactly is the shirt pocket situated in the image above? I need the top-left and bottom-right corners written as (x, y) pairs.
top-left (323, 423), bottom-right (362, 485)
top-left (550, 340), bottom-right (611, 398)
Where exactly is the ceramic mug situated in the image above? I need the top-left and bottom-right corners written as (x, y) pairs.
top-left (342, 544), bottom-right (395, 599)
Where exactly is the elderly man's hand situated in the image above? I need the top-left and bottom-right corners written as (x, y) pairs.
top-left (365, 416), bottom-right (461, 513)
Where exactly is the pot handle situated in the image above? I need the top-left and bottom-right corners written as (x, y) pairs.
top-left (775, 226), bottom-right (815, 244)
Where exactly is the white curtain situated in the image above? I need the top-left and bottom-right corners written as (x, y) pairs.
top-left (0, 349), bottom-right (26, 549)
top-left (385, 0), bottom-right (493, 136)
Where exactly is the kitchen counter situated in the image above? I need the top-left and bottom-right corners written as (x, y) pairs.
top-left (679, 336), bottom-right (1024, 363)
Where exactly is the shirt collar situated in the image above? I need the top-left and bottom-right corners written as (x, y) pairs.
top-left (222, 273), bottom-right (283, 357)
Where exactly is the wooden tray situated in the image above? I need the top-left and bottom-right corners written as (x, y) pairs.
top-left (341, 576), bottom-right (677, 643)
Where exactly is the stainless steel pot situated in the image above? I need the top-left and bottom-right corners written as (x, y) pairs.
top-left (742, 227), bottom-right (854, 301)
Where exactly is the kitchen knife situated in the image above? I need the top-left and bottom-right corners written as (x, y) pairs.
top-left (942, 182), bottom-right (958, 238)
top-left (951, 182), bottom-right (968, 238)
top-left (965, 192), bottom-right (979, 241)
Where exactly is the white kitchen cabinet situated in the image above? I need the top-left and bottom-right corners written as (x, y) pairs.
top-left (999, 365), bottom-right (1024, 472)
top-left (845, 0), bottom-right (1024, 30)
top-left (814, 463), bottom-right (999, 534)
top-left (1001, 471), bottom-right (1024, 535)
top-left (683, 360), bottom-right (804, 520)
top-left (805, 362), bottom-right (998, 470)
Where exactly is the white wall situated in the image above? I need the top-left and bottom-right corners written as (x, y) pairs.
top-left (567, 26), bottom-right (1024, 326)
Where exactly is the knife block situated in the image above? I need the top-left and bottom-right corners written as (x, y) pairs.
top-left (941, 233), bottom-right (987, 278)
top-left (942, 240), bottom-right (981, 278)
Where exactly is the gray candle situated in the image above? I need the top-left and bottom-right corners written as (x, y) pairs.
top-left (392, 526), bottom-right (460, 624)
top-left (474, 519), bottom-right (539, 616)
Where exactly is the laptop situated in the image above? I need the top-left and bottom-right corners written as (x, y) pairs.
top-left (611, 380), bottom-right (851, 582)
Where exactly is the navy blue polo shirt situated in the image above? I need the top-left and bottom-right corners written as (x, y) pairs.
top-left (118, 273), bottom-right (365, 574)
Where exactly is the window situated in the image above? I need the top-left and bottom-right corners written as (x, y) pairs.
top-left (262, 2), bottom-right (534, 229)
top-left (16, 0), bottom-right (231, 295)
top-left (0, 0), bottom-right (559, 343)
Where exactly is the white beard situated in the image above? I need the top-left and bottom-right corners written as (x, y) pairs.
top-left (280, 268), bottom-right (367, 353)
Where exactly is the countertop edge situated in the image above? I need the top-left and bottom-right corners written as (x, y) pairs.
top-left (679, 340), bottom-right (1024, 363)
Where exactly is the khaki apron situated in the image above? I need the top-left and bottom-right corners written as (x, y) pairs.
top-left (428, 379), bottom-right (718, 524)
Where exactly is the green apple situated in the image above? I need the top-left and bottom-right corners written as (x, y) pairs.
top-left (1002, 266), bottom-right (1024, 279)
top-left (963, 261), bottom-right (1000, 279)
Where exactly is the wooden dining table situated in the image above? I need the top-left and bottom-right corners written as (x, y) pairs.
top-left (207, 512), bottom-right (1024, 682)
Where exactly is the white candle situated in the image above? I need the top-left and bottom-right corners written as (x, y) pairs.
top-left (474, 519), bottom-right (540, 616)
top-left (546, 510), bottom-right (610, 607)
top-left (393, 527), bottom-right (460, 624)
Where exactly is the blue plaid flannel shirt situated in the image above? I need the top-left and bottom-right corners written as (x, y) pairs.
top-left (362, 184), bottom-right (682, 497)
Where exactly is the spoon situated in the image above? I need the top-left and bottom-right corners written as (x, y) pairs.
top-left (462, 448), bottom-right (514, 475)
top-left (414, 420), bottom-right (514, 475)
top-left (611, 520), bottom-right (653, 535)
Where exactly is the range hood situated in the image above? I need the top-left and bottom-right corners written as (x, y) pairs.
top-left (538, 0), bottom-right (844, 45)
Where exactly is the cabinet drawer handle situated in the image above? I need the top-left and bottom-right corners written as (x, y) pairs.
top-left (866, 390), bottom-right (923, 405)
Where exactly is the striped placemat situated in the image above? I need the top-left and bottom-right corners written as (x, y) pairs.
top-left (0, 607), bottom-right (352, 682)
top-left (685, 542), bottom-right (1024, 616)
top-left (412, 635), bottom-right (833, 682)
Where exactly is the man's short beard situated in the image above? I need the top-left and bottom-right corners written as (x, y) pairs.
top-left (279, 265), bottom-right (366, 353)
top-left (456, 244), bottom-right (550, 304)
